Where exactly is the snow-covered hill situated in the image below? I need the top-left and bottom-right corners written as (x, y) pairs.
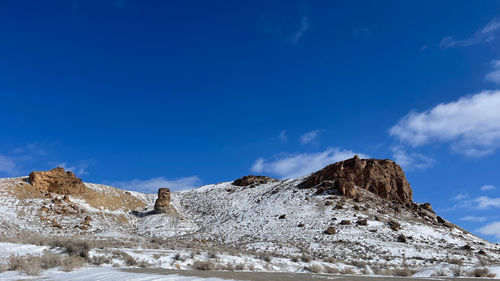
top-left (1, 160), bottom-right (500, 278)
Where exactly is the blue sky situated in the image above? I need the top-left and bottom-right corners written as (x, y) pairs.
top-left (1, 0), bottom-right (500, 241)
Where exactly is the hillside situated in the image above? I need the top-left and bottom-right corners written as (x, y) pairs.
top-left (0, 157), bottom-right (499, 279)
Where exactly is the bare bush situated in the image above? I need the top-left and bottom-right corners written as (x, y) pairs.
top-left (468, 268), bottom-right (496, 278)
top-left (452, 265), bottom-right (463, 277)
top-left (324, 265), bottom-right (339, 273)
top-left (138, 259), bottom-right (151, 268)
top-left (40, 251), bottom-right (61, 269)
top-left (431, 268), bottom-right (447, 276)
top-left (0, 261), bottom-right (7, 273)
top-left (90, 255), bottom-right (111, 266)
top-left (192, 260), bottom-right (216, 270)
top-left (61, 256), bottom-right (85, 272)
top-left (301, 254), bottom-right (313, 263)
top-left (257, 253), bottom-right (272, 262)
top-left (8, 253), bottom-right (23, 271)
top-left (173, 253), bottom-right (186, 261)
top-left (19, 255), bottom-right (42, 276)
top-left (122, 253), bottom-right (138, 266)
top-left (235, 263), bottom-right (246, 270)
top-left (449, 258), bottom-right (464, 266)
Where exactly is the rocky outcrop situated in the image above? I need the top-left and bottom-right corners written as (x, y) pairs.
top-left (299, 155), bottom-right (413, 204)
top-left (232, 175), bottom-right (279, 187)
top-left (29, 167), bottom-right (87, 195)
top-left (154, 188), bottom-right (171, 214)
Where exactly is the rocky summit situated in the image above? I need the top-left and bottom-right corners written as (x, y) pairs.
top-left (299, 155), bottom-right (413, 204)
top-left (232, 175), bottom-right (279, 186)
top-left (28, 167), bottom-right (87, 195)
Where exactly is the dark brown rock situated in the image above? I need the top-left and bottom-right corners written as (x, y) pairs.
top-left (278, 214), bottom-right (286, 219)
top-left (325, 227), bottom-right (336, 234)
top-left (340, 220), bottom-right (351, 225)
top-left (232, 175), bottom-right (279, 187)
top-left (437, 216), bottom-right (445, 223)
top-left (397, 234), bottom-right (407, 243)
top-left (29, 167), bottom-right (87, 195)
top-left (357, 219), bottom-right (368, 226)
top-left (298, 223), bottom-right (305, 227)
top-left (388, 220), bottom-right (401, 231)
top-left (299, 156), bottom-right (413, 204)
top-left (154, 188), bottom-right (171, 214)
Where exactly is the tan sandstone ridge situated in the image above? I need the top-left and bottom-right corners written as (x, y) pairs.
top-left (299, 155), bottom-right (413, 204)
top-left (29, 167), bottom-right (87, 195)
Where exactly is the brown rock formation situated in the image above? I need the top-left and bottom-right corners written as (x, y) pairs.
top-left (154, 188), bottom-right (171, 214)
top-left (232, 175), bottom-right (279, 187)
top-left (299, 155), bottom-right (413, 204)
top-left (29, 167), bottom-right (87, 195)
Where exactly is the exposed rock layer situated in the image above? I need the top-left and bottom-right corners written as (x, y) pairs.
top-left (232, 175), bottom-right (279, 187)
top-left (154, 188), bottom-right (171, 214)
top-left (29, 167), bottom-right (87, 195)
top-left (299, 155), bottom-right (413, 203)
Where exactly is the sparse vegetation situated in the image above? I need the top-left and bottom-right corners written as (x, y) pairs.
top-left (307, 264), bottom-right (323, 273)
top-left (61, 256), bottom-right (85, 272)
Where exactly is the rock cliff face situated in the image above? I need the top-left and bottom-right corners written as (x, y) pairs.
top-left (29, 167), bottom-right (87, 195)
top-left (299, 155), bottom-right (413, 204)
top-left (154, 188), bottom-right (171, 213)
top-left (232, 175), bottom-right (279, 187)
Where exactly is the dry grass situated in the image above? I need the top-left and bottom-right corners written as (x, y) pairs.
top-left (257, 253), bottom-right (272, 262)
top-left (340, 267), bottom-right (355, 274)
top-left (19, 255), bottom-right (42, 276)
top-left (449, 258), bottom-right (464, 266)
top-left (61, 256), bottom-right (85, 272)
top-left (324, 265), bottom-right (339, 273)
top-left (90, 255), bottom-right (112, 265)
top-left (8, 253), bottom-right (23, 271)
top-left (81, 187), bottom-right (146, 212)
top-left (0, 261), bottom-right (7, 273)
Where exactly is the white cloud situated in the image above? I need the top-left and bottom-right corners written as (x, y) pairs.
top-left (0, 154), bottom-right (16, 174)
top-left (58, 162), bottom-right (89, 176)
top-left (292, 16), bottom-right (310, 44)
top-left (299, 130), bottom-right (320, 144)
top-left (481, 184), bottom-right (496, 191)
top-left (452, 193), bottom-right (469, 201)
top-left (110, 176), bottom-right (201, 193)
top-left (477, 221), bottom-right (500, 240)
top-left (390, 91), bottom-right (500, 157)
top-left (475, 196), bottom-right (500, 209)
top-left (460, 216), bottom-right (487, 222)
top-left (486, 59), bottom-right (500, 85)
top-left (390, 146), bottom-right (435, 170)
top-left (278, 130), bottom-right (287, 142)
top-left (440, 18), bottom-right (500, 48)
top-left (251, 147), bottom-right (369, 179)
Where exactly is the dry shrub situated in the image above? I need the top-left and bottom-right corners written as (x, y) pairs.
top-left (257, 253), bottom-right (272, 262)
top-left (468, 268), bottom-right (496, 278)
top-left (8, 253), bottom-right (23, 271)
top-left (40, 251), bottom-right (61, 269)
top-left (138, 259), bottom-right (151, 268)
top-left (301, 254), bottom-right (313, 263)
top-left (122, 253), bottom-right (138, 266)
top-left (235, 263), bottom-right (246, 270)
top-left (61, 256), bottom-right (85, 272)
top-left (431, 268), bottom-right (447, 276)
top-left (0, 261), bottom-right (7, 273)
top-left (91, 255), bottom-right (111, 266)
top-left (449, 258), bottom-right (464, 266)
top-left (173, 253), bottom-right (186, 261)
top-left (19, 255), bottom-right (42, 276)
top-left (192, 260), bottom-right (216, 270)
top-left (390, 268), bottom-right (418, 277)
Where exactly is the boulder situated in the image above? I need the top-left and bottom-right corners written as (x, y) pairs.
top-left (299, 155), bottom-right (413, 204)
top-left (232, 175), bottom-right (279, 187)
top-left (154, 188), bottom-right (171, 214)
top-left (29, 167), bottom-right (86, 195)
top-left (325, 227), bottom-right (336, 235)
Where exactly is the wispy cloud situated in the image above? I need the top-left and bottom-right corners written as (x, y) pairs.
top-left (109, 176), bottom-right (201, 193)
top-left (486, 59), bottom-right (500, 85)
top-left (477, 221), bottom-right (500, 241)
top-left (299, 130), bottom-right (320, 144)
top-left (278, 130), bottom-right (288, 142)
top-left (292, 16), bottom-right (310, 44)
top-left (481, 184), bottom-right (496, 191)
top-left (57, 162), bottom-right (89, 176)
top-left (461, 216), bottom-right (487, 222)
top-left (452, 193), bottom-right (469, 201)
top-left (390, 146), bottom-right (435, 170)
top-left (475, 196), bottom-right (500, 209)
top-left (390, 90), bottom-right (500, 157)
top-left (440, 18), bottom-right (500, 48)
top-left (251, 147), bottom-right (368, 179)
top-left (0, 154), bottom-right (17, 175)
